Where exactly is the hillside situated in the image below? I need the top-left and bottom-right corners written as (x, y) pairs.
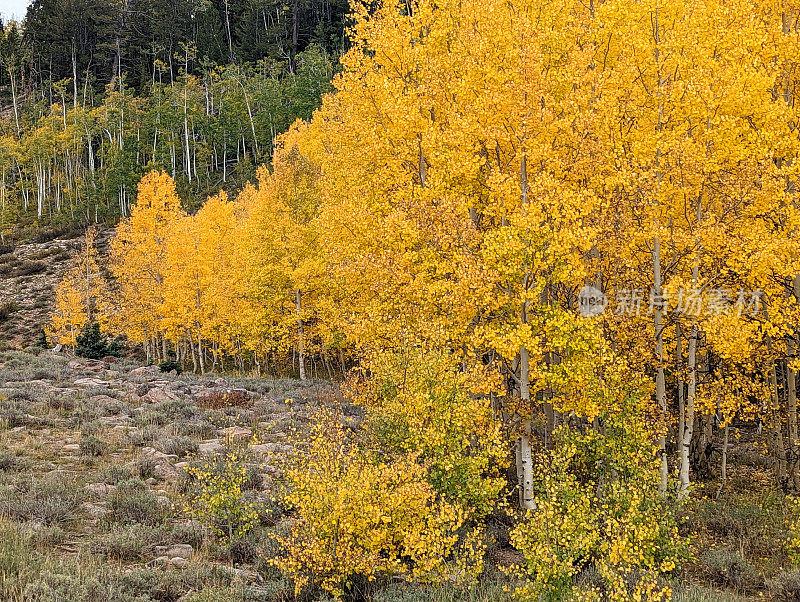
top-left (0, 231), bottom-right (88, 350)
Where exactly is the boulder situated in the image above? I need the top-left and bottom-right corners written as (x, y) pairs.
top-left (154, 544), bottom-right (194, 560)
top-left (85, 483), bottom-right (117, 496)
top-left (198, 439), bottom-right (224, 455)
top-left (74, 377), bottom-right (109, 388)
top-left (81, 501), bottom-right (109, 518)
top-left (141, 387), bottom-right (182, 404)
top-left (217, 426), bottom-right (252, 441)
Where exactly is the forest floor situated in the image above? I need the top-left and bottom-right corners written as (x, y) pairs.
top-left (0, 348), bottom-right (794, 601)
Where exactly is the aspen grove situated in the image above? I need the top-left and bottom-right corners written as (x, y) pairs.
top-left (43, 0), bottom-right (800, 598)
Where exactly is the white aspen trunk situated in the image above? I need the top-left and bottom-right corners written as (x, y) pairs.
top-left (516, 149), bottom-right (535, 511)
top-left (653, 234), bottom-right (668, 493)
top-left (678, 319), bottom-right (698, 499)
top-left (8, 69), bottom-right (19, 134)
top-left (517, 345), bottom-right (535, 511)
top-left (296, 289), bottom-right (307, 381)
top-left (189, 333), bottom-right (198, 373)
top-left (72, 46), bottom-right (79, 111)
top-left (197, 333), bottom-right (205, 375)
top-left (234, 75), bottom-right (259, 158)
top-left (677, 319), bottom-right (685, 458)
top-left (678, 184), bottom-right (703, 498)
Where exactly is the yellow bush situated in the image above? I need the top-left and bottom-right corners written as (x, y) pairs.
top-left (272, 412), bottom-right (484, 598)
top-left (182, 449), bottom-right (259, 542)
top-left (353, 345), bottom-right (507, 516)
top-left (509, 383), bottom-right (684, 601)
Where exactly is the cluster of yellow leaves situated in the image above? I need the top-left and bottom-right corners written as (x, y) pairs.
top-left (352, 344), bottom-right (507, 516)
top-left (273, 411), bottom-right (484, 599)
top-left (47, 226), bottom-right (111, 347)
top-left (182, 448), bottom-right (259, 542)
top-left (509, 373), bottom-right (683, 601)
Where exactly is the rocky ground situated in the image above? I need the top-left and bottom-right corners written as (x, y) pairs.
top-left (0, 230), bottom-right (90, 350)
top-left (0, 348), bottom-right (339, 601)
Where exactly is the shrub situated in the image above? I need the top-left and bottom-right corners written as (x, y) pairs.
top-left (354, 346), bottom-right (506, 516)
top-left (108, 486), bottom-right (170, 526)
top-left (769, 570), bottom-right (800, 601)
top-left (157, 435), bottom-right (198, 458)
top-left (101, 464), bottom-right (133, 485)
top-left (79, 435), bottom-right (108, 457)
top-left (90, 524), bottom-right (168, 561)
top-left (196, 389), bottom-right (252, 410)
top-left (786, 496), bottom-right (800, 565)
top-left (509, 363), bottom-right (685, 601)
top-left (159, 360), bottom-right (182, 374)
top-left (272, 412), bottom-right (484, 598)
top-left (0, 302), bottom-right (20, 323)
top-left (701, 548), bottom-right (763, 592)
top-left (13, 260), bottom-right (46, 276)
top-left (1, 476), bottom-right (83, 526)
top-left (182, 450), bottom-right (259, 542)
top-left (75, 322), bottom-right (120, 360)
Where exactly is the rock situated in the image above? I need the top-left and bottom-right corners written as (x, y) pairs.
top-left (198, 439), bottom-right (224, 455)
top-left (195, 387), bottom-right (251, 407)
top-left (130, 366), bottom-right (160, 376)
top-left (154, 544), bottom-right (194, 560)
top-left (174, 462), bottom-right (188, 471)
top-left (220, 566), bottom-right (261, 583)
top-left (145, 477), bottom-right (157, 486)
top-left (99, 416), bottom-right (128, 427)
top-left (85, 483), bottom-right (117, 495)
top-left (81, 501), bottom-right (109, 518)
top-left (217, 426), bottom-right (252, 441)
top-left (213, 378), bottom-right (229, 387)
top-left (101, 355), bottom-right (119, 364)
top-left (171, 557), bottom-right (188, 569)
top-left (249, 443), bottom-right (277, 456)
top-left (143, 449), bottom-right (179, 463)
top-left (90, 394), bottom-right (119, 405)
top-left (142, 388), bottom-right (182, 404)
top-left (69, 358), bottom-right (109, 371)
top-left (74, 377), bottom-right (109, 388)
top-left (153, 463), bottom-right (179, 481)
top-left (62, 443), bottom-right (80, 452)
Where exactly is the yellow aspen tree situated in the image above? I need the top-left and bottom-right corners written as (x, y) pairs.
top-left (48, 226), bottom-right (110, 349)
top-left (109, 171), bottom-right (182, 363)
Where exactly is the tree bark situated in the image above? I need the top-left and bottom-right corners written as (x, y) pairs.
top-left (678, 320), bottom-right (697, 499)
top-left (653, 234), bottom-right (668, 493)
top-left (716, 420), bottom-right (729, 499)
top-left (296, 289), bottom-right (307, 381)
